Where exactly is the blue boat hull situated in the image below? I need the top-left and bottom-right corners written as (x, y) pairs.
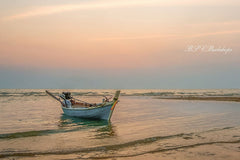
top-left (61, 103), bottom-right (114, 120)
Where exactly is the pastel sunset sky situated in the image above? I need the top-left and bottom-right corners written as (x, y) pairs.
top-left (0, 0), bottom-right (240, 89)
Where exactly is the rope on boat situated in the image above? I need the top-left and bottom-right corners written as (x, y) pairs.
top-left (73, 96), bottom-right (112, 106)
top-left (72, 97), bottom-right (89, 104)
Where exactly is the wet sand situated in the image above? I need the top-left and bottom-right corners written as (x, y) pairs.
top-left (16, 144), bottom-right (240, 160)
top-left (156, 96), bottom-right (240, 102)
top-left (11, 127), bottom-right (240, 160)
top-left (122, 143), bottom-right (240, 160)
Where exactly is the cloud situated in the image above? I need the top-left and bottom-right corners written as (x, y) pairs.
top-left (90, 34), bottom-right (180, 41)
top-left (4, 0), bottom-right (240, 20)
top-left (90, 30), bottom-right (240, 41)
top-left (189, 30), bottom-right (240, 38)
top-left (4, 0), bottom-right (162, 20)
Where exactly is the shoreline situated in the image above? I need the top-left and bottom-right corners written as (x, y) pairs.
top-left (155, 96), bottom-right (240, 102)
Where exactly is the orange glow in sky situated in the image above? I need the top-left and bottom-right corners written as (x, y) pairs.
top-left (0, 0), bottom-right (240, 88)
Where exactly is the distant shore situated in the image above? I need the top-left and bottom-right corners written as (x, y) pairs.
top-left (156, 96), bottom-right (240, 102)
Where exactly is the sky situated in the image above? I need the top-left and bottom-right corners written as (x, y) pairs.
top-left (0, 0), bottom-right (240, 89)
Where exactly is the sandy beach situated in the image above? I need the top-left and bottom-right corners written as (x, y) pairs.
top-left (156, 96), bottom-right (240, 102)
top-left (1, 89), bottom-right (240, 159)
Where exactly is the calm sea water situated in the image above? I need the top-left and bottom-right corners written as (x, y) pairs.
top-left (0, 89), bottom-right (240, 159)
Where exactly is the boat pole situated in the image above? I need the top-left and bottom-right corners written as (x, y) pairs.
top-left (108, 90), bottom-right (120, 121)
top-left (45, 90), bottom-right (65, 107)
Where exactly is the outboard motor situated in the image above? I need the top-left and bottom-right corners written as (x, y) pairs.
top-left (62, 92), bottom-right (72, 100)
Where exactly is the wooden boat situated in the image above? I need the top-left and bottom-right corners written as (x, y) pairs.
top-left (46, 90), bottom-right (120, 121)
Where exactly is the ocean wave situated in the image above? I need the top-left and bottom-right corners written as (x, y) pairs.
top-left (1, 89), bottom-right (240, 97)
top-left (0, 91), bottom-right (47, 97)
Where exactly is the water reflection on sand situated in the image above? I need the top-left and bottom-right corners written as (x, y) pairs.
top-left (58, 114), bottom-right (117, 139)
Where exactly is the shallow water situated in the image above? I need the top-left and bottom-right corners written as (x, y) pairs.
top-left (0, 89), bottom-right (240, 159)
